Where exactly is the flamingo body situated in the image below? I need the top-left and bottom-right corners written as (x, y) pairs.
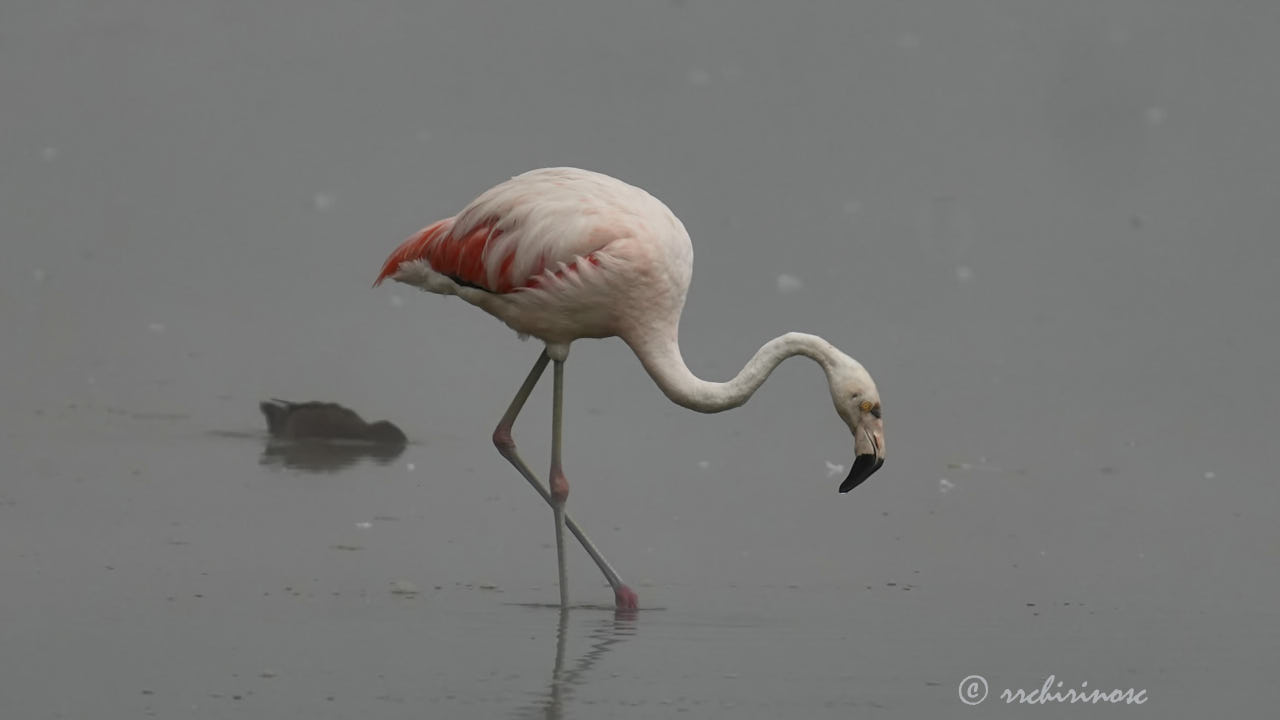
top-left (376, 167), bottom-right (692, 346)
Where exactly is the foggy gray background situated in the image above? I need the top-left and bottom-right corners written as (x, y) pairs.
top-left (2, 1), bottom-right (1277, 718)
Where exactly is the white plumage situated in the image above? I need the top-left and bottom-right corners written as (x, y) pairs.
top-left (381, 168), bottom-right (691, 344)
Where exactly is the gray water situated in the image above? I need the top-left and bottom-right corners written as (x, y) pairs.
top-left (2, 2), bottom-right (1277, 718)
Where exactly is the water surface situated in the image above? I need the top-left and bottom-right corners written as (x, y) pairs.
top-left (2, 1), bottom-right (1276, 717)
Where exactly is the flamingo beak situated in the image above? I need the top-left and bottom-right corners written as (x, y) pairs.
top-left (839, 419), bottom-right (884, 493)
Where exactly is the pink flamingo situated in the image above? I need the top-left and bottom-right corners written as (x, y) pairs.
top-left (375, 168), bottom-right (885, 609)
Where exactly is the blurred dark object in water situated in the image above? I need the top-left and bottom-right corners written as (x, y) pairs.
top-left (258, 400), bottom-right (408, 472)
top-left (259, 399), bottom-right (407, 445)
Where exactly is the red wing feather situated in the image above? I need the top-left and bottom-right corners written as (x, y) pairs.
top-left (373, 218), bottom-right (452, 287)
top-left (375, 214), bottom-right (600, 293)
top-left (375, 218), bottom-right (510, 293)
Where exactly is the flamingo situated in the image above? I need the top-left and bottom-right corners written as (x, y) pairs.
top-left (375, 168), bottom-right (885, 610)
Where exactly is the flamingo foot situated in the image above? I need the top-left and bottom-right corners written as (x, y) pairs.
top-left (614, 584), bottom-right (639, 609)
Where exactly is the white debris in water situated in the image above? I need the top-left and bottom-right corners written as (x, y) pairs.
top-left (390, 580), bottom-right (418, 596)
top-left (389, 294), bottom-right (405, 308)
top-left (955, 265), bottom-right (974, 283)
top-left (32, 268), bottom-right (47, 284)
top-left (147, 322), bottom-right (166, 334)
top-left (697, 460), bottom-right (710, 469)
top-left (825, 461), bottom-right (845, 478)
top-left (939, 478), bottom-right (955, 493)
top-left (41, 146), bottom-right (58, 161)
top-left (406, 462), bottom-right (416, 471)
top-left (1145, 107), bottom-right (1167, 127)
top-left (1203, 470), bottom-right (1216, 480)
top-left (776, 273), bottom-right (803, 294)
top-left (687, 68), bottom-right (711, 86)
top-left (313, 192), bottom-right (335, 211)
top-left (355, 521), bottom-right (373, 529)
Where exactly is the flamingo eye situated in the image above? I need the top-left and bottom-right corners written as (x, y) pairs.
top-left (859, 400), bottom-right (873, 413)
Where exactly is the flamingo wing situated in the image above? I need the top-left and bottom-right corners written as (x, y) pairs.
top-left (375, 169), bottom-right (652, 293)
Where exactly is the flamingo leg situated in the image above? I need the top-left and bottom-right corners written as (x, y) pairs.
top-left (491, 351), bottom-right (639, 609)
top-left (550, 358), bottom-right (569, 608)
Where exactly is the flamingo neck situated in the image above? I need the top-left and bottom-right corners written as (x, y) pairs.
top-left (625, 327), bottom-right (841, 414)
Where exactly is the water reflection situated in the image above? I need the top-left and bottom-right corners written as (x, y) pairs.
top-left (258, 438), bottom-right (406, 472)
top-left (512, 608), bottom-right (638, 720)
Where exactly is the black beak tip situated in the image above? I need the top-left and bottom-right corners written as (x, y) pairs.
top-left (839, 454), bottom-right (884, 493)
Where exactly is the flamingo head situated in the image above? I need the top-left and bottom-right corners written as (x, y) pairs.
top-left (829, 359), bottom-right (885, 493)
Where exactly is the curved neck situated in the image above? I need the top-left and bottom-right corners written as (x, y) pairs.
top-left (625, 328), bottom-right (842, 413)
